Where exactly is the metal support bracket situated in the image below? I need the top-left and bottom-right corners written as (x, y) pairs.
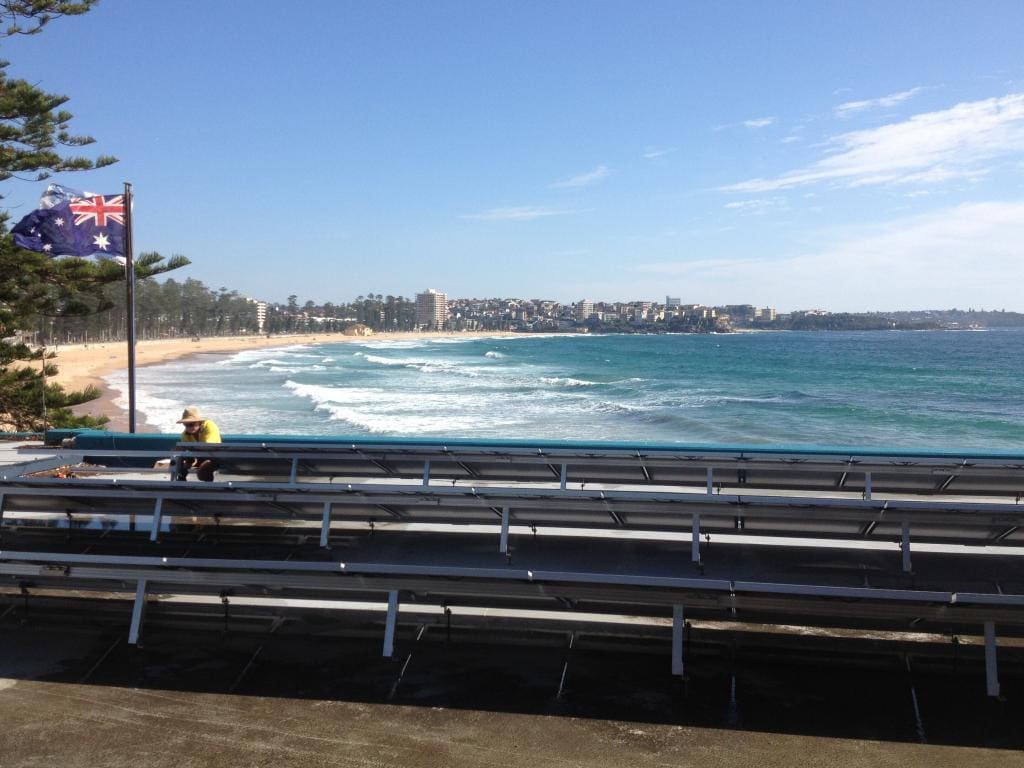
top-left (671, 605), bottom-right (685, 677)
top-left (221, 591), bottom-right (231, 634)
top-left (984, 621), bottom-right (1000, 698)
top-left (320, 501), bottom-right (332, 548)
top-left (149, 497), bottom-right (163, 542)
top-left (383, 590), bottom-right (400, 657)
top-left (901, 522), bottom-right (912, 573)
top-left (691, 514), bottom-right (701, 563)
top-left (128, 578), bottom-right (147, 645)
top-left (499, 506), bottom-right (510, 554)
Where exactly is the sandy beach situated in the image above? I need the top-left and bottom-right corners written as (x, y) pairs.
top-left (44, 331), bottom-right (514, 431)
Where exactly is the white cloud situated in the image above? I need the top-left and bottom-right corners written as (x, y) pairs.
top-left (834, 87), bottom-right (924, 118)
top-left (462, 206), bottom-right (574, 221)
top-left (724, 198), bottom-right (784, 215)
top-left (631, 201), bottom-right (1024, 311)
top-left (722, 93), bottom-right (1024, 193)
top-left (744, 116), bottom-right (776, 128)
top-left (643, 146), bottom-right (676, 159)
top-left (549, 165), bottom-right (610, 189)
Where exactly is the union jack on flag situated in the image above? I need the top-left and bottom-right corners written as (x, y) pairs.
top-left (12, 184), bottom-right (127, 261)
top-left (69, 194), bottom-right (126, 227)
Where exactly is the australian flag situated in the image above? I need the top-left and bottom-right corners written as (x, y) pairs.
top-left (12, 184), bottom-right (126, 263)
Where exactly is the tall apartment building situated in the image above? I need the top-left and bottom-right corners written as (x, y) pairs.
top-left (415, 289), bottom-right (448, 330)
top-left (575, 299), bottom-right (595, 323)
top-left (665, 296), bottom-right (681, 309)
top-left (249, 299), bottom-right (267, 333)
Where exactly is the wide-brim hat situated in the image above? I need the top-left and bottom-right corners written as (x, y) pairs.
top-left (176, 406), bottom-right (205, 424)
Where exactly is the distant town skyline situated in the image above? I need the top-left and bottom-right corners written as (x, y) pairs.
top-left (260, 289), bottom-right (1016, 323)
top-left (6, 2), bottom-right (1024, 312)
top-left (245, 291), bottom-right (1021, 335)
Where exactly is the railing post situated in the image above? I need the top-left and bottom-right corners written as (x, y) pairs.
top-left (691, 514), bottom-right (701, 563)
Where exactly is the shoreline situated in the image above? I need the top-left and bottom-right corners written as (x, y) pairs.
top-left (51, 331), bottom-right (516, 431)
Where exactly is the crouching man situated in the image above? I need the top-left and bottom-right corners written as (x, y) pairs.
top-left (174, 406), bottom-right (221, 481)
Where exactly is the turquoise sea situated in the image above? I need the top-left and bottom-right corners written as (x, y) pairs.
top-left (107, 329), bottom-right (1024, 449)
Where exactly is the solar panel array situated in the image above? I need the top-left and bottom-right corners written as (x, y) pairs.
top-left (1, 436), bottom-right (1022, 687)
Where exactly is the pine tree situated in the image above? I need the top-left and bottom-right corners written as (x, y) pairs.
top-left (0, 2), bottom-right (189, 431)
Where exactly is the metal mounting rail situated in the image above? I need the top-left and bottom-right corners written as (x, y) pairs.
top-left (5, 548), bottom-right (1024, 608)
top-left (46, 436), bottom-right (1024, 500)
top-left (3, 475), bottom-right (1024, 551)
top-left (4, 548), bottom-right (1024, 631)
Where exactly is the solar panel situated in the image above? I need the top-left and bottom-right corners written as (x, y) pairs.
top-left (160, 440), bottom-right (1024, 500)
top-left (3, 435), bottom-right (1023, 683)
top-left (3, 475), bottom-right (1023, 547)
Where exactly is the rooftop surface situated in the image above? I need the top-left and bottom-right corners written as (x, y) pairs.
top-left (1, 619), bottom-right (1023, 766)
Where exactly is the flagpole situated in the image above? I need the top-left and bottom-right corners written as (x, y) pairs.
top-left (124, 181), bottom-right (137, 433)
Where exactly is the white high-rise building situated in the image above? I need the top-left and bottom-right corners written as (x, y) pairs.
top-left (575, 299), bottom-right (595, 323)
top-left (249, 299), bottom-right (267, 333)
top-left (416, 289), bottom-right (448, 330)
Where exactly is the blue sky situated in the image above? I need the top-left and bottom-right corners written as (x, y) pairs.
top-left (5, 1), bottom-right (1024, 311)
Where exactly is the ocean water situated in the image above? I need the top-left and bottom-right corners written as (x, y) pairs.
top-left (106, 329), bottom-right (1024, 449)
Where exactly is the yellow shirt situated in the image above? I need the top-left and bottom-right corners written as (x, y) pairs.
top-left (180, 419), bottom-right (221, 444)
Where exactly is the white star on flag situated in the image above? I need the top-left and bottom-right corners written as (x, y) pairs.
top-left (55, 217), bottom-right (64, 227)
top-left (43, 243), bottom-right (52, 252)
top-left (93, 232), bottom-right (111, 250)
